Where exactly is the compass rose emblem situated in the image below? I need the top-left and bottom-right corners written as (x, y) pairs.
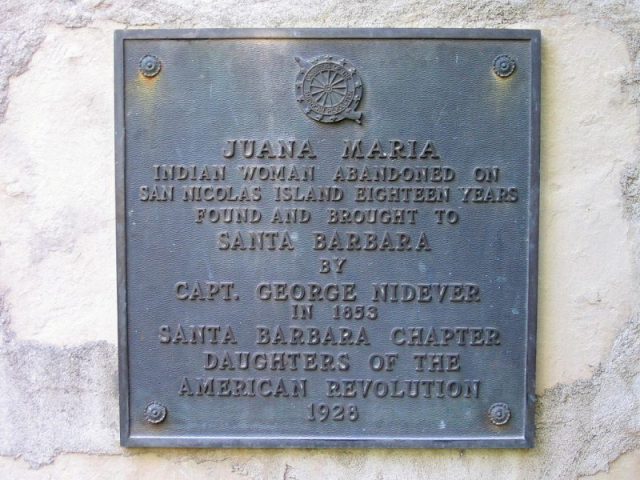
top-left (294, 55), bottom-right (363, 124)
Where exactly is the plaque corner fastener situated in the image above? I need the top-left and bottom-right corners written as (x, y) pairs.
top-left (144, 401), bottom-right (167, 424)
top-left (139, 54), bottom-right (162, 78)
top-left (488, 402), bottom-right (511, 425)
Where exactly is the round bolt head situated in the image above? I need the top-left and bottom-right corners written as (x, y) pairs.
top-left (144, 402), bottom-right (167, 424)
top-left (488, 402), bottom-right (511, 425)
top-left (492, 54), bottom-right (516, 78)
top-left (139, 54), bottom-right (161, 78)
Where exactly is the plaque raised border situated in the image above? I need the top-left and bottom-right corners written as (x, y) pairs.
top-left (115, 28), bottom-right (540, 449)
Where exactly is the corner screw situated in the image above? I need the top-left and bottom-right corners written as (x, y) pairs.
top-left (493, 54), bottom-right (516, 78)
top-left (144, 402), bottom-right (167, 424)
top-left (139, 54), bottom-right (161, 78)
top-left (488, 402), bottom-right (511, 425)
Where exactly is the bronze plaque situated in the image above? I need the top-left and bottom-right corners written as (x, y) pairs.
top-left (116, 28), bottom-right (540, 448)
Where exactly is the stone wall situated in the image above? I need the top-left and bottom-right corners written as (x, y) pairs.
top-left (1, 1), bottom-right (639, 478)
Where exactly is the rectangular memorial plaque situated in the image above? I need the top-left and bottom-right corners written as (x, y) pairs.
top-left (116, 28), bottom-right (540, 448)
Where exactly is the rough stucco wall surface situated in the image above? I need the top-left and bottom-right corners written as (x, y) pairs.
top-left (1, 1), bottom-right (639, 479)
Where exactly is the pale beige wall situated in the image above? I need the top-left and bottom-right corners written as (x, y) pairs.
top-left (1, 1), bottom-right (639, 479)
